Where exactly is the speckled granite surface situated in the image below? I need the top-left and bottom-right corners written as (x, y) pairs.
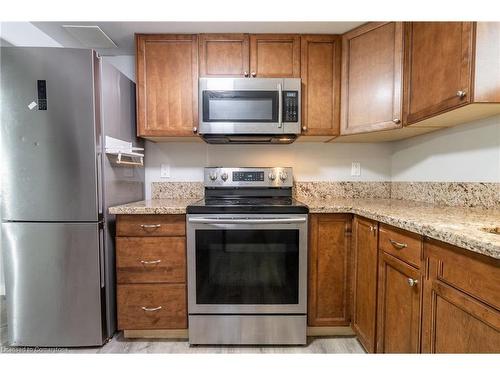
top-left (391, 182), bottom-right (500, 208)
top-left (109, 196), bottom-right (500, 259)
top-left (294, 182), bottom-right (391, 200)
top-left (109, 198), bottom-right (199, 215)
top-left (151, 182), bottom-right (204, 199)
top-left (302, 198), bottom-right (500, 259)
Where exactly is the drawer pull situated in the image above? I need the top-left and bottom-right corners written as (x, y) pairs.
top-left (140, 224), bottom-right (161, 229)
top-left (140, 259), bottom-right (162, 265)
top-left (141, 306), bottom-right (162, 312)
top-left (389, 239), bottom-right (408, 249)
top-left (407, 278), bottom-right (418, 287)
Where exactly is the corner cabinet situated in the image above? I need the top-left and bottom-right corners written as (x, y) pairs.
top-left (308, 214), bottom-right (352, 327)
top-left (135, 34), bottom-right (199, 139)
top-left (352, 216), bottom-right (379, 352)
top-left (300, 35), bottom-right (341, 138)
top-left (341, 22), bottom-right (404, 135)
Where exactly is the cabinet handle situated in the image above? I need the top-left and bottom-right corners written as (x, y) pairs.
top-left (369, 225), bottom-right (377, 234)
top-left (251, 72), bottom-right (256, 77)
top-left (141, 306), bottom-right (162, 312)
top-left (456, 90), bottom-right (467, 99)
top-left (140, 224), bottom-right (161, 229)
top-left (302, 126), bottom-right (307, 132)
top-left (244, 71), bottom-right (249, 77)
top-left (140, 259), bottom-right (162, 265)
top-left (389, 239), bottom-right (407, 249)
top-left (407, 278), bottom-right (418, 287)
top-left (392, 118), bottom-right (401, 124)
top-left (192, 127), bottom-right (198, 134)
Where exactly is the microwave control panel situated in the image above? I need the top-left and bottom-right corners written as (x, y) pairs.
top-left (283, 91), bottom-right (299, 122)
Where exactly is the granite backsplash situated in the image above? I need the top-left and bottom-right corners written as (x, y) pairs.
top-left (151, 181), bottom-right (500, 208)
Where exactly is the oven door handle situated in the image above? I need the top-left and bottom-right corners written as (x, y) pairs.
top-left (188, 217), bottom-right (306, 224)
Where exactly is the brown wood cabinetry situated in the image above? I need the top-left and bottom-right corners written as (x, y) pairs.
top-left (135, 34), bottom-right (198, 139)
top-left (352, 216), bottom-right (379, 352)
top-left (308, 214), bottom-right (352, 327)
top-left (300, 35), bottom-right (341, 137)
top-left (422, 239), bottom-right (500, 353)
top-left (116, 214), bottom-right (188, 334)
top-left (404, 22), bottom-right (500, 127)
top-left (249, 34), bottom-right (301, 78)
top-left (199, 34), bottom-right (249, 77)
top-left (341, 22), bottom-right (404, 135)
top-left (376, 252), bottom-right (422, 353)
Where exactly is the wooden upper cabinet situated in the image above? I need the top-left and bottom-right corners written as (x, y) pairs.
top-left (300, 35), bottom-right (341, 137)
top-left (404, 22), bottom-right (474, 124)
top-left (199, 34), bottom-right (249, 77)
top-left (376, 253), bottom-right (422, 353)
top-left (341, 22), bottom-right (404, 135)
top-left (249, 34), bottom-right (301, 77)
top-left (308, 214), bottom-right (352, 327)
top-left (352, 216), bottom-right (379, 353)
top-left (135, 34), bottom-right (198, 138)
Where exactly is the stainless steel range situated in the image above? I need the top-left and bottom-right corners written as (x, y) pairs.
top-left (186, 167), bottom-right (308, 345)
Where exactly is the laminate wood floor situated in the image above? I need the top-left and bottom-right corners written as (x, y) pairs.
top-left (0, 296), bottom-right (365, 354)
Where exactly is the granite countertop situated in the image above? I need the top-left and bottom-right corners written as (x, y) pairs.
top-left (109, 198), bottom-right (500, 259)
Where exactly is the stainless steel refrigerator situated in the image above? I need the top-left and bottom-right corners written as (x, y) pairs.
top-left (1, 47), bottom-right (144, 346)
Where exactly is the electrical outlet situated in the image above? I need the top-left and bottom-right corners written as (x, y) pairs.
top-left (160, 164), bottom-right (170, 178)
top-left (351, 162), bottom-right (361, 177)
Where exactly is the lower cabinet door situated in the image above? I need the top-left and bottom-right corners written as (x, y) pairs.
top-left (422, 280), bottom-right (500, 353)
top-left (376, 252), bottom-right (422, 353)
top-left (308, 214), bottom-right (352, 326)
top-left (117, 284), bottom-right (187, 330)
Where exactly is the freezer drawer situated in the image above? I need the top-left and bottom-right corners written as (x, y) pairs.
top-left (2, 222), bottom-right (104, 347)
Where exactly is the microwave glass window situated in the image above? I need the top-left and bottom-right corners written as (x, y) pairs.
top-left (209, 99), bottom-right (273, 121)
top-left (203, 90), bottom-right (278, 122)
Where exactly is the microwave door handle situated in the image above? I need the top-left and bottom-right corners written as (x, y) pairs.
top-left (278, 83), bottom-right (283, 128)
top-left (188, 217), bottom-right (306, 224)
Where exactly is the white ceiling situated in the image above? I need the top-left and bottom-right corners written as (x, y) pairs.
top-left (31, 21), bottom-right (364, 55)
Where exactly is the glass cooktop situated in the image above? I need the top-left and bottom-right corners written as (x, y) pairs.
top-left (186, 197), bottom-right (309, 214)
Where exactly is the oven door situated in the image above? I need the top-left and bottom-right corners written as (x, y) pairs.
top-left (187, 214), bottom-right (307, 314)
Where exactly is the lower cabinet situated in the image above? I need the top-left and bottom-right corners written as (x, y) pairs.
top-left (376, 252), bottom-right (422, 353)
top-left (115, 214), bottom-right (188, 334)
top-left (422, 239), bottom-right (500, 353)
top-left (308, 214), bottom-right (352, 327)
top-left (352, 216), bottom-right (379, 352)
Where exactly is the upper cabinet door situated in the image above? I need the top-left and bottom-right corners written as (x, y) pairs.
top-left (404, 22), bottom-right (474, 125)
top-left (341, 22), bottom-right (404, 135)
top-left (136, 34), bottom-right (198, 138)
top-left (249, 34), bottom-right (301, 77)
top-left (199, 34), bottom-right (250, 77)
top-left (300, 35), bottom-right (341, 136)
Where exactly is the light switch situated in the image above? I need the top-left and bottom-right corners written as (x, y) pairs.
top-left (351, 162), bottom-right (361, 177)
top-left (160, 164), bottom-right (170, 178)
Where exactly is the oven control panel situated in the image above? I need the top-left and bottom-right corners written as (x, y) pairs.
top-left (282, 91), bottom-right (299, 122)
top-left (204, 167), bottom-right (293, 187)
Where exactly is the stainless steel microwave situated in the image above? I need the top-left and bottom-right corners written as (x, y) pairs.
top-left (198, 77), bottom-right (301, 144)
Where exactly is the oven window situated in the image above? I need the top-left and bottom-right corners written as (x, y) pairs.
top-left (195, 229), bottom-right (299, 304)
top-left (203, 91), bottom-right (278, 122)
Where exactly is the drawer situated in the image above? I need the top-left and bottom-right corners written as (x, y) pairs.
top-left (117, 284), bottom-right (187, 330)
top-left (116, 214), bottom-right (185, 237)
top-left (116, 237), bottom-right (186, 284)
top-left (425, 239), bottom-right (500, 311)
top-left (379, 224), bottom-right (422, 268)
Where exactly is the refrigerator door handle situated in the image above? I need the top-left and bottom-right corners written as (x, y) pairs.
top-left (99, 226), bottom-right (105, 288)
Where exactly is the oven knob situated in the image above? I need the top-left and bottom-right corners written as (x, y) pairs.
top-left (221, 172), bottom-right (228, 181)
top-left (268, 172), bottom-right (276, 181)
top-left (209, 172), bottom-right (218, 181)
top-left (279, 171), bottom-right (288, 181)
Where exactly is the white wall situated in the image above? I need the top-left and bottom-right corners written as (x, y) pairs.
top-left (391, 115), bottom-right (500, 182)
top-left (145, 142), bottom-right (393, 199)
top-left (102, 55), bottom-right (135, 82)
